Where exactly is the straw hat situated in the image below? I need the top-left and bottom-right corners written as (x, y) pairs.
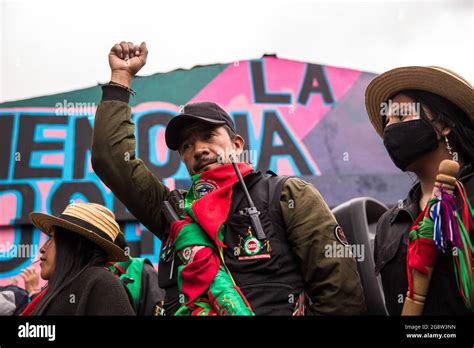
top-left (365, 66), bottom-right (474, 137)
top-left (29, 202), bottom-right (128, 262)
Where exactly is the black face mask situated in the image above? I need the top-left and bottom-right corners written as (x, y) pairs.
top-left (383, 119), bottom-right (440, 171)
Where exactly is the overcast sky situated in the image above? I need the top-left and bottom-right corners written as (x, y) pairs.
top-left (0, 0), bottom-right (472, 102)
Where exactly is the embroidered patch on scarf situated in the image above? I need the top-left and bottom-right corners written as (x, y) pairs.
top-left (193, 179), bottom-right (219, 199)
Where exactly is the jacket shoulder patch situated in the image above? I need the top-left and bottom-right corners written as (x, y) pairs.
top-left (334, 225), bottom-right (349, 246)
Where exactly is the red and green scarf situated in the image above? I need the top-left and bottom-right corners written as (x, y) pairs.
top-left (407, 181), bottom-right (474, 310)
top-left (168, 162), bottom-right (255, 315)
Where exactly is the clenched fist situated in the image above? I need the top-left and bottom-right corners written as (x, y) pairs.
top-left (109, 41), bottom-right (148, 88)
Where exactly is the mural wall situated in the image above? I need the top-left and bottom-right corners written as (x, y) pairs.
top-left (0, 56), bottom-right (411, 285)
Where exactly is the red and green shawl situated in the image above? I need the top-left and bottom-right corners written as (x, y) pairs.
top-left (168, 162), bottom-right (255, 315)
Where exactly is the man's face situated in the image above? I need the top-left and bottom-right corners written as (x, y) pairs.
top-left (178, 123), bottom-right (245, 176)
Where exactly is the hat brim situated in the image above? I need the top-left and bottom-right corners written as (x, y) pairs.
top-left (29, 212), bottom-right (128, 262)
top-left (165, 114), bottom-right (227, 150)
top-left (365, 66), bottom-right (474, 138)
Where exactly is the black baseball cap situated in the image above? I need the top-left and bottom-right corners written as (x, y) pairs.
top-left (165, 102), bottom-right (236, 151)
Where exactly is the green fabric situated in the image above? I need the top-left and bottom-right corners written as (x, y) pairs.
top-left (172, 218), bottom-right (253, 314)
top-left (208, 266), bottom-right (254, 315)
top-left (173, 174), bottom-right (254, 316)
top-left (452, 189), bottom-right (474, 311)
top-left (409, 217), bottom-right (435, 241)
top-left (408, 197), bottom-right (438, 242)
top-left (176, 266), bottom-right (254, 316)
top-left (109, 257), bottom-right (146, 310)
top-left (174, 222), bottom-right (215, 251)
top-left (413, 192), bottom-right (474, 311)
top-left (184, 174), bottom-right (200, 222)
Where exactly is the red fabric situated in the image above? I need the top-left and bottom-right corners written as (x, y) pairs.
top-left (191, 307), bottom-right (205, 316)
top-left (20, 288), bottom-right (48, 316)
top-left (181, 246), bottom-right (220, 303)
top-left (407, 238), bottom-right (438, 298)
top-left (408, 238), bottom-right (438, 273)
top-left (190, 298), bottom-right (217, 316)
top-left (169, 216), bottom-right (193, 245)
top-left (192, 162), bottom-right (254, 247)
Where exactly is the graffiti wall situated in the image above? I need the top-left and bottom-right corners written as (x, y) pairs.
top-left (0, 56), bottom-right (411, 285)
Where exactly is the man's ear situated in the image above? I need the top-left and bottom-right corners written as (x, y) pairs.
top-left (233, 135), bottom-right (245, 155)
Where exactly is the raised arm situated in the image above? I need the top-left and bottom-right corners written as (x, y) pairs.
top-left (91, 41), bottom-right (170, 239)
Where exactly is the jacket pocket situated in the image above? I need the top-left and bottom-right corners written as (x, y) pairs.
top-left (239, 282), bottom-right (297, 315)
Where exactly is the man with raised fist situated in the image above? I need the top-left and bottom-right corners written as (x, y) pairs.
top-left (91, 41), bottom-right (365, 316)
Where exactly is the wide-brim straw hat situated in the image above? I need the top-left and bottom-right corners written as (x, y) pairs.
top-left (365, 66), bottom-right (474, 137)
top-left (29, 202), bottom-right (128, 262)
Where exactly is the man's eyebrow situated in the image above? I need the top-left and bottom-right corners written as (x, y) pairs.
top-left (179, 125), bottom-right (218, 145)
